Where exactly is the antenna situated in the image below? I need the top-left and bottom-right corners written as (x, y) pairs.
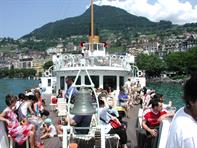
top-left (91, 0), bottom-right (94, 44)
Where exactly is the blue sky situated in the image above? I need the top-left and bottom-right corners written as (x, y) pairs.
top-left (0, 0), bottom-right (197, 39)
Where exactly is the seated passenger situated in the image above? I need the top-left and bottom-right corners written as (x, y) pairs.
top-left (41, 118), bottom-right (57, 140)
top-left (99, 99), bottom-right (128, 148)
top-left (0, 95), bottom-right (36, 147)
top-left (142, 98), bottom-right (174, 148)
top-left (56, 114), bottom-right (92, 135)
top-left (57, 89), bottom-right (63, 98)
top-left (118, 88), bottom-right (128, 106)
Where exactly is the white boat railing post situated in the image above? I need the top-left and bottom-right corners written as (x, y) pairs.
top-left (101, 126), bottom-right (105, 148)
top-left (157, 118), bottom-right (172, 148)
top-left (63, 126), bottom-right (68, 148)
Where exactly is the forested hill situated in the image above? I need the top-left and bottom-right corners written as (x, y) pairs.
top-left (22, 5), bottom-right (173, 39)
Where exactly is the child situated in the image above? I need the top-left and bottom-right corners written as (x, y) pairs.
top-left (41, 118), bottom-right (57, 140)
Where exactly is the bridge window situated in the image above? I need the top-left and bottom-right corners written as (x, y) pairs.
top-left (85, 75), bottom-right (99, 88)
top-left (103, 76), bottom-right (117, 91)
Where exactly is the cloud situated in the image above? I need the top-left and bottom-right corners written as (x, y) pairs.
top-left (94, 0), bottom-right (197, 24)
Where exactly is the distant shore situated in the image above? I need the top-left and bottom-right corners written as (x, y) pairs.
top-left (148, 77), bottom-right (185, 84)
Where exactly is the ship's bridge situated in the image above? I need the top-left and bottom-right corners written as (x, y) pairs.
top-left (52, 52), bottom-right (135, 71)
top-left (82, 42), bottom-right (106, 57)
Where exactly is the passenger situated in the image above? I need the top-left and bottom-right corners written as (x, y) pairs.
top-left (14, 93), bottom-right (26, 118)
top-left (15, 93), bottom-right (25, 111)
top-left (64, 76), bottom-right (78, 103)
top-left (56, 114), bottom-right (92, 135)
top-left (142, 89), bottom-right (155, 110)
top-left (56, 89), bottom-right (63, 98)
top-left (118, 87), bottom-right (129, 106)
top-left (124, 78), bottom-right (131, 95)
top-left (166, 75), bottom-right (197, 148)
top-left (18, 94), bottom-right (43, 148)
top-left (34, 90), bottom-right (45, 115)
top-left (99, 99), bottom-right (128, 148)
top-left (41, 118), bottom-right (57, 140)
top-left (142, 98), bottom-right (174, 148)
top-left (0, 95), bottom-right (36, 148)
top-left (18, 94), bottom-right (35, 121)
top-left (106, 86), bottom-right (116, 98)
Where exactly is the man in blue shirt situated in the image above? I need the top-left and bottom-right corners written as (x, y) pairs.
top-left (64, 76), bottom-right (78, 103)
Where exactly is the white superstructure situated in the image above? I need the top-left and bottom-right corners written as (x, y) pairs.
top-left (40, 42), bottom-right (145, 95)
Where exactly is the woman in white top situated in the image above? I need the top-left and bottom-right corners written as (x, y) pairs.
top-left (166, 74), bottom-right (197, 148)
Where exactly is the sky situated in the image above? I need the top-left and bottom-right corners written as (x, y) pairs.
top-left (0, 0), bottom-right (197, 39)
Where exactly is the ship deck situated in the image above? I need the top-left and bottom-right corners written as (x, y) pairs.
top-left (43, 94), bottom-right (140, 148)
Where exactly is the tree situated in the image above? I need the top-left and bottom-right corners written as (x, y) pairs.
top-left (136, 53), bottom-right (166, 77)
top-left (43, 61), bottom-right (53, 70)
top-left (185, 48), bottom-right (197, 74)
top-left (165, 52), bottom-right (188, 74)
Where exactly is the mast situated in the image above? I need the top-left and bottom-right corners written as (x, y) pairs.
top-left (91, 0), bottom-right (94, 44)
top-left (89, 0), bottom-right (99, 45)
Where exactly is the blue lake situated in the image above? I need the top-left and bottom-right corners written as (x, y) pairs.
top-left (147, 82), bottom-right (184, 109)
top-left (0, 79), bottom-right (39, 112)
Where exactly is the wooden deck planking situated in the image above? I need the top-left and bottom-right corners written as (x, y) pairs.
top-left (126, 105), bottom-right (140, 148)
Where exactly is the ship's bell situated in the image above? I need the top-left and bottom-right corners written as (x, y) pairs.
top-left (70, 88), bottom-right (96, 115)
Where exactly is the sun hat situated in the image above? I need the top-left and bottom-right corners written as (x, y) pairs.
top-left (44, 118), bottom-right (52, 124)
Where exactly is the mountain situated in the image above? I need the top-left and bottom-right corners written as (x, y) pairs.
top-left (22, 5), bottom-right (173, 39)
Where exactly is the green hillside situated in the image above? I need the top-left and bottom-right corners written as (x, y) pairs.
top-left (22, 5), bottom-right (173, 40)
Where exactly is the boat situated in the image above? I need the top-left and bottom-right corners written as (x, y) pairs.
top-left (0, 0), bottom-right (175, 148)
top-left (38, 0), bottom-right (146, 147)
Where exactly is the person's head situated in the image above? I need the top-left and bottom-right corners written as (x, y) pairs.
top-left (119, 87), bottom-right (125, 93)
top-left (28, 95), bottom-right (37, 102)
top-left (150, 98), bottom-right (163, 112)
top-left (65, 76), bottom-right (74, 86)
top-left (18, 93), bottom-right (26, 101)
top-left (183, 75), bottom-right (197, 120)
top-left (99, 99), bottom-right (105, 107)
top-left (44, 118), bottom-right (52, 126)
top-left (152, 93), bottom-right (164, 103)
top-left (34, 89), bottom-right (41, 98)
top-left (58, 89), bottom-right (62, 94)
top-left (5, 94), bottom-right (16, 107)
top-left (107, 86), bottom-right (112, 93)
top-left (142, 87), bottom-right (147, 94)
top-left (41, 110), bottom-right (50, 118)
top-left (107, 97), bottom-right (114, 108)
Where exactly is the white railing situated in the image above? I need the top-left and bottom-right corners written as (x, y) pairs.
top-left (53, 54), bottom-right (131, 70)
top-left (157, 118), bottom-right (172, 148)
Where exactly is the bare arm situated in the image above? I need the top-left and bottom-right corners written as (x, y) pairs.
top-left (0, 111), bottom-right (10, 125)
top-left (64, 117), bottom-right (77, 126)
top-left (158, 112), bottom-right (175, 122)
top-left (27, 101), bottom-right (35, 115)
top-left (142, 120), bottom-right (158, 137)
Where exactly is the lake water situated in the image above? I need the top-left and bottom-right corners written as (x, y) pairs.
top-left (0, 79), bottom-right (39, 112)
top-left (0, 79), bottom-right (184, 112)
top-left (147, 82), bottom-right (184, 109)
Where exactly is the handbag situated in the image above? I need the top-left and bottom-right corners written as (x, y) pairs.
top-left (109, 118), bottom-right (121, 128)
